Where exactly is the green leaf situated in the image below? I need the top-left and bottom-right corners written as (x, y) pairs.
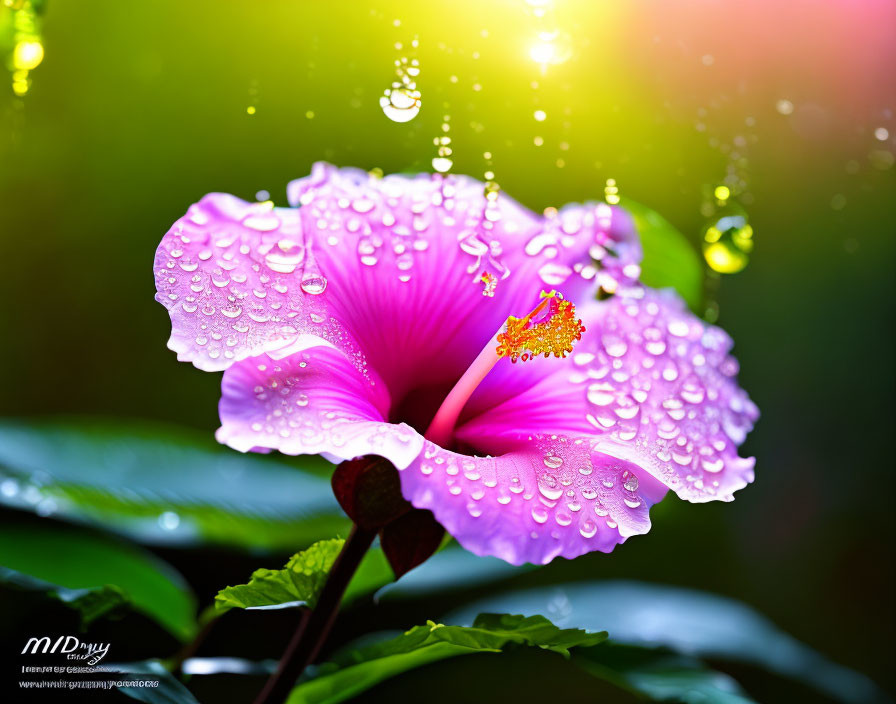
top-left (288, 614), bottom-right (607, 704)
top-left (113, 660), bottom-right (200, 704)
top-left (0, 523), bottom-right (196, 641)
top-left (621, 197), bottom-right (704, 310)
top-left (215, 538), bottom-right (345, 613)
top-left (216, 542), bottom-right (514, 617)
top-left (447, 580), bottom-right (884, 704)
top-left (0, 417), bottom-right (347, 550)
top-left (0, 565), bottom-right (128, 628)
top-left (576, 643), bottom-right (757, 704)
top-left (214, 543), bottom-right (528, 617)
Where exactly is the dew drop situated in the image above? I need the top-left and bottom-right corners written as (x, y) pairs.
top-left (301, 274), bottom-right (327, 295)
top-left (158, 511), bottom-right (181, 531)
top-left (538, 473), bottom-right (563, 501)
top-left (543, 453), bottom-right (563, 469)
top-left (579, 519), bottom-right (598, 538)
top-left (531, 505), bottom-right (549, 524)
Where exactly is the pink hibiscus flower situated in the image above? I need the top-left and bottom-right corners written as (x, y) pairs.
top-left (154, 163), bottom-right (758, 566)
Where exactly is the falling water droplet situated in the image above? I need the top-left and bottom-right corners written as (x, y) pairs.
top-left (381, 87), bottom-right (421, 122)
top-left (432, 157), bottom-right (453, 172)
top-left (431, 114), bottom-right (453, 172)
top-left (7, 1), bottom-right (45, 96)
top-left (702, 204), bottom-right (753, 274)
top-left (604, 178), bottom-right (620, 205)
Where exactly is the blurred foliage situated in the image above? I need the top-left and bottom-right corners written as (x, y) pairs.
top-left (116, 660), bottom-right (201, 704)
top-left (0, 418), bottom-right (348, 550)
top-left (0, 564), bottom-right (128, 629)
top-left (447, 581), bottom-right (886, 703)
top-left (621, 197), bottom-right (704, 309)
top-left (0, 522), bottom-right (196, 640)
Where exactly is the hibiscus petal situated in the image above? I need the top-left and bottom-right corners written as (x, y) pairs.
top-left (285, 164), bottom-right (547, 399)
top-left (532, 201), bottom-right (642, 301)
top-left (217, 340), bottom-right (663, 564)
top-left (284, 163), bottom-right (641, 402)
top-left (459, 287), bottom-right (758, 503)
top-left (397, 435), bottom-right (668, 565)
top-left (155, 164), bottom-right (641, 398)
top-left (154, 193), bottom-right (362, 371)
top-left (216, 343), bottom-right (423, 469)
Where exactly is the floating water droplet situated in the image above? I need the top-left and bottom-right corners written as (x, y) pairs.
top-left (432, 157), bottom-right (453, 173)
top-left (604, 178), bottom-right (620, 205)
top-left (776, 99), bottom-right (794, 115)
top-left (702, 205), bottom-right (754, 274)
top-left (380, 87), bottom-right (421, 122)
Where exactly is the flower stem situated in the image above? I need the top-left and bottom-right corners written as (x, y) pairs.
top-left (253, 524), bottom-right (377, 704)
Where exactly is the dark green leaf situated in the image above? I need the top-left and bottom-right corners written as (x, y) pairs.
top-left (215, 538), bottom-right (344, 613)
top-left (0, 523), bottom-right (196, 640)
top-left (621, 197), bottom-right (704, 310)
top-left (576, 643), bottom-right (756, 704)
top-left (288, 614), bottom-right (607, 704)
top-left (0, 417), bottom-right (347, 550)
top-left (0, 565), bottom-right (127, 628)
top-left (114, 660), bottom-right (200, 704)
top-left (447, 580), bottom-right (884, 704)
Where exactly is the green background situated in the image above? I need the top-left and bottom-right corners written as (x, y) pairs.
top-left (1, 0), bottom-right (893, 699)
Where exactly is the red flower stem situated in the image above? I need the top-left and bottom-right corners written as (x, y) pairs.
top-left (253, 524), bottom-right (377, 704)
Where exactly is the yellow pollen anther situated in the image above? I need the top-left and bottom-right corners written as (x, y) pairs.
top-left (496, 291), bottom-right (586, 363)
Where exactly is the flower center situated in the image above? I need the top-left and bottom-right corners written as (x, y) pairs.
top-left (424, 290), bottom-right (586, 447)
